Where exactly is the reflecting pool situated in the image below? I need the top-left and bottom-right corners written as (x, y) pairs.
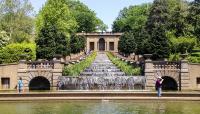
top-left (0, 100), bottom-right (200, 114)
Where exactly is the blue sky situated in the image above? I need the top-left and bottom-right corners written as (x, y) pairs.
top-left (30, 0), bottom-right (192, 31)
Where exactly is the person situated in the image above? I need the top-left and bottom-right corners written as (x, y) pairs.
top-left (18, 77), bottom-right (23, 93)
top-left (156, 77), bottom-right (164, 97)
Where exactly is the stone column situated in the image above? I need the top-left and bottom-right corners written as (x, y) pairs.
top-left (86, 39), bottom-right (90, 52)
top-left (106, 42), bottom-right (109, 51)
top-left (144, 54), bottom-right (155, 90)
top-left (180, 59), bottom-right (190, 90)
top-left (114, 39), bottom-right (118, 52)
top-left (94, 41), bottom-right (98, 51)
top-left (18, 60), bottom-right (28, 90)
top-left (52, 60), bottom-right (63, 90)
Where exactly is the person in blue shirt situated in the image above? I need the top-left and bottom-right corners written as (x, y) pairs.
top-left (18, 77), bottom-right (23, 93)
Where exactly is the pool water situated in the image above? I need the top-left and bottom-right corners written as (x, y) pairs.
top-left (0, 100), bottom-right (200, 114)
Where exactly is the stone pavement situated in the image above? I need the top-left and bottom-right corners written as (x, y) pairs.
top-left (0, 91), bottom-right (200, 101)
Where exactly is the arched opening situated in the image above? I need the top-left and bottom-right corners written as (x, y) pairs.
top-left (99, 38), bottom-right (105, 51)
top-left (29, 76), bottom-right (50, 90)
top-left (161, 76), bottom-right (178, 91)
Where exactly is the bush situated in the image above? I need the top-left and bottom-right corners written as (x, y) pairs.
top-left (107, 52), bottom-right (141, 75)
top-left (188, 56), bottom-right (200, 63)
top-left (168, 53), bottom-right (180, 61)
top-left (167, 32), bottom-right (197, 54)
top-left (63, 52), bottom-right (97, 76)
top-left (0, 43), bottom-right (36, 64)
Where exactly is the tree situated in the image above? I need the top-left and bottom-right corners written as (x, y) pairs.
top-left (112, 3), bottom-right (150, 32)
top-left (65, 0), bottom-right (106, 32)
top-left (36, 23), bottom-right (57, 60)
top-left (118, 32), bottom-right (137, 55)
top-left (36, 0), bottom-right (77, 59)
top-left (0, 0), bottom-right (34, 43)
top-left (0, 31), bottom-right (10, 48)
top-left (167, 0), bottom-right (192, 37)
top-left (145, 0), bottom-right (170, 59)
top-left (70, 34), bottom-right (86, 54)
top-left (188, 0), bottom-right (200, 41)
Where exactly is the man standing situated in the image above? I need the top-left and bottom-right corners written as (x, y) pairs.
top-left (18, 77), bottom-right (23, 93)
top-left (156, 77), bottom-right (164, 97)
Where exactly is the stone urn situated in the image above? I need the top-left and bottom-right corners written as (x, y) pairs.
top-left (54, 54), bottom-right (62, 60)
top-left (180, 54), bottom-right (188, 60)
top-left (143, 54), bottom-right (152, 60)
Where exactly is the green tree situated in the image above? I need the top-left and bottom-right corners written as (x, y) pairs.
top-left (112, 3), bottom-right (150, 32)
top-left (70, 34), bottom-right (86, 54)
top-left (168, 0), bottom-right (192, 37)
top-left (145, 0), bottom-right (170, 59)
top-left (65, 0), bottom-right (106, 32)
top-left (0, 0), bottom-right (34, 43)
top-left (36, 0), bottom-right (77, 59)
top-left (0, 31), bottom-right (10, 47)
top-left (188, 0), bottom-right (200, 41)
top-left (118, 32), bottom-right (137, 55)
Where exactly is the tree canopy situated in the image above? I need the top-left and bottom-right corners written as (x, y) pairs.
top-left (36, 0), bottom-right (76, 59)
top-left (0, 0), bottom-right (34, 43)
top-left (112, 3), bottom-right (150, 32)
top-left (188, 0), bottom-right (200, 41)
top-left (114, 0), bottom-right (198, 60)
top-left (65, 0), bottom-right (107, 32)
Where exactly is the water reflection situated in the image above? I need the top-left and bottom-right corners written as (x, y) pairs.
top-left (0, 101), bottom-right (199, 114)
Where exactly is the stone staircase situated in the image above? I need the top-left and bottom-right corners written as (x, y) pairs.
top-left (80, 52), bottom-right (125, 76)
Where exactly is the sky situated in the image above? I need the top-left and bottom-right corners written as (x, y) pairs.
top-left (30, 0), bottom-right (192, 31)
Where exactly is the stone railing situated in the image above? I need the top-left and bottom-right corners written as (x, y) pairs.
top-left (27, 61), bottom-right (54, 69)
top-left (152, 61), bottom-right (181, 70)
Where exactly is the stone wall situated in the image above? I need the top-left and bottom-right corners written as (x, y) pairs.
top-left (0, 63), bottom-right (18, 90)
top-left (145, 59), bottom-right (190, 90)
top-left (189, 63), bottom-right (200, 90)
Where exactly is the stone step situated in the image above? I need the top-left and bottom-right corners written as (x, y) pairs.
top-left (89, 66), bottom-right (118, 69)
top-left (79, 52), bottom-right (126, 77)
top-left (80, 72), bottom-right (125, 76)
top-left (84, 69), bottom-right (121, 72)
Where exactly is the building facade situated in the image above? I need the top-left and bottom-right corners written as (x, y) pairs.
top-left (78, 32), bottom-right (122, 52)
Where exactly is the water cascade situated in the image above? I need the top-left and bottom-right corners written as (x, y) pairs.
top-left (60, 52), bottom-right (145, 90)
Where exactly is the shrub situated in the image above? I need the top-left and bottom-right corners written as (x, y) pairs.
top-left (107, 52), bottom-right (141, 75)
top-left (63, 52), bottom-right (97, 76)
top-left (167, 32), bottom-right (197, 54)
top-left (0, 43), bottom-right (36, 64)
top-left (168, 53), bottom-right (180, 61)
top-left (188, 56), bottom-right (200, 63)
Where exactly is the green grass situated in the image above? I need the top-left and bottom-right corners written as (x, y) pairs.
top-left (106, 52), bottom-right (141, 75)
top-left (62, 52), bottom-right (97, 76)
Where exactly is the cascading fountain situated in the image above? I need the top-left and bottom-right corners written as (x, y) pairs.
top-left (59, 52), bottom-right (145, 90)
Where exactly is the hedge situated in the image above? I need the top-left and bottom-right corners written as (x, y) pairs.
top-left (106, 52), bottom-right (141, 75)
top-left (0, 43), bottom-right (36, 64)
top-left (63, 52), bottom-right (97, 76)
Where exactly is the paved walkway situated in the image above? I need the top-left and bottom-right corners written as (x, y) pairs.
top-left (1, 91), bottom-right (200, 101)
